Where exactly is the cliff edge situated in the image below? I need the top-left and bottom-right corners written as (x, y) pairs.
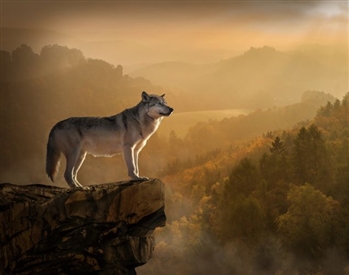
top-left (0, 179), bottom-right (166, 275)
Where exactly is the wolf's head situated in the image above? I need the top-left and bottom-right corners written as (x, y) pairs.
top-left (141, 91), bottom-right (174, 119)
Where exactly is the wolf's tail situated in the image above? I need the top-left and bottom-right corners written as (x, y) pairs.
top-left (46, 128), bottom-right (61, 182)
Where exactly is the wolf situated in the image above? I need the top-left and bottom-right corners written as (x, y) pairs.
top-left (46, 91), bottom-right (173, 188)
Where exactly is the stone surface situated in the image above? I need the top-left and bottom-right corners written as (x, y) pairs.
top-left (0, 179), bottom-right (166, 275)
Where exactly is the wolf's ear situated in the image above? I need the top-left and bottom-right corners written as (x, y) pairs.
top-left (142, 91), bottom-right (150, 102)
top-left (161, 94), bottom-right (165, 97)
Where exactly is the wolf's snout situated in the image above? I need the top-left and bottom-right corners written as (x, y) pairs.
top-left (167, 107), bottom-right (174, 116)
top-left (161, 107), bottom-right (173, 117)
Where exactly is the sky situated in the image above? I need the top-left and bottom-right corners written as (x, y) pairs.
top-left (1, 1), bottom-right (348, 64)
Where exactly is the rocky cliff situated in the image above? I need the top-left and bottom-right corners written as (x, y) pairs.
top-left (0, 179), bottom-right (166, 275)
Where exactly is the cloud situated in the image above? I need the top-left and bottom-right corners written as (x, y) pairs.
top-left (2, 1), bottom-right (345, 29)
top-left (2, 1), bottom-right (347, 55)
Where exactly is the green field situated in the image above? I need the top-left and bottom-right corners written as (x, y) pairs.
top-left (158, 109), bottom-right (251, 138)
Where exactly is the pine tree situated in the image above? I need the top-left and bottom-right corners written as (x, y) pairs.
top-left (292, 125), bottom-right (330, 189)
top-left (228, 158), bottom-right (259, 197)
top-left (270, 136), bottom-right (286, 154)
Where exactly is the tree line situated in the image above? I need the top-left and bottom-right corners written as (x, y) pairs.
top-left (142, 93), bottom-right (349, 275)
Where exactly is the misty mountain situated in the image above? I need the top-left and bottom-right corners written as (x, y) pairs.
top-left (1, 28), bottom-right (240, 67)
top-left (1, 28), bottom-right (83, 54)
top-left (1, 28), bottom-right (153, 65)
top-left (130, 46), bottom-right (348, 108)
top-left (213, 46), bottom-right (346, 97)
top-left (4, 28), bottom-right (346, 111)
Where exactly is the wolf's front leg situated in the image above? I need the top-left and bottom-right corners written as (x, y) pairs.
top-left (123, 144), bottom-right (148, 181)
top-left (123, 144), bottom-right (141, 180)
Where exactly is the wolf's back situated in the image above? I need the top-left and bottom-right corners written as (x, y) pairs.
top-left (46, 127), bottom-right (62, 182)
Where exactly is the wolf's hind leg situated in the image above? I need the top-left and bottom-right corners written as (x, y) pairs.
top-left (64, 149), bottom-right (83, 188)
top-left (134, 141), bottom-right (146, 177)
top-left (73, 151), bottom-right (87, 187)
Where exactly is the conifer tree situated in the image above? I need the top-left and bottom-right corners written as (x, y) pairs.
top-left (292, 125), bottom-right (330, 189)
top-left (270, 136), bottom-right (286, 154)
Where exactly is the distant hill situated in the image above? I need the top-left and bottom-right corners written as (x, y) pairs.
top-left (3, 28), bottom-right (346, 111)
top-left (1, 27), bottom-right (241, 67)
top-left (157, 108), bottom-right (251, 138)
top-left (1, 28), bottom-right (83, 53)
top-left (130, 46), bottom-right (348, 108)
top-left (0, 28), bottom-right (154, 65)
top-left (181, 90), bottom-right (337, 153)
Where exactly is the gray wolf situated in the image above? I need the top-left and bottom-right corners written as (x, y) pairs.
top-left (46, 91), bottom-right (173, 188)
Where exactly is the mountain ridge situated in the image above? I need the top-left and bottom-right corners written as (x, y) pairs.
top-left (129, 45), bottom-right (348, 107)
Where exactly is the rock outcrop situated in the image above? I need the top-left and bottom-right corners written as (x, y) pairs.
top-left (0, 179), bottom-right (166, 275)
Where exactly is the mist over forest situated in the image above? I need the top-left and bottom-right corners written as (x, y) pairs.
top-left (1, 1), bottom-right (349, 274)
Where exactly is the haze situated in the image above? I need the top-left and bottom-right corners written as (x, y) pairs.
top-left (2, 2), bottom-right (349, 274)
top-left (2, 1), bottom-right (348, 65)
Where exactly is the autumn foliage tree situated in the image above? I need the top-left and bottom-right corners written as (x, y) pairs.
top-left (277, 184), bottom-right (340, 260)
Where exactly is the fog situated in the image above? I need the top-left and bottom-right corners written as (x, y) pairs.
top-left (1, 2), bottom-right (349, 275)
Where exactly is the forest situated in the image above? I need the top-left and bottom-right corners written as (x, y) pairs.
top-left (1, 44), bottom-right (349, 275)
top-left (139, 93), bottom-right (349, 275)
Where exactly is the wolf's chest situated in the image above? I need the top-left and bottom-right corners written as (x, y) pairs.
top-left (141, 120), bottom-right (161, 138)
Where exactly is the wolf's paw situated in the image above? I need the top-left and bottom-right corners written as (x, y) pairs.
top-left (131, 176), bottom-right (149, 182)
top-left (69, 186), bottom-right (92, 190)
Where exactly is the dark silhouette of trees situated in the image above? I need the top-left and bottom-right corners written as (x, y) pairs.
top-left (224, 195), bottom-right (265, 244)
top-left (40, 44), bottom-right (85, 70)
top-left (269, 136), bottom-right (285, 154)
top-left (227, 158), bottom-right (259, 198)
top-left (260, 137), bottom-right (290, 187)
top-left (0, 50), bottom-right (12, 80)
top-left (292, 124), bottom-right (331, 190)
top-left (11, 44), bottom-right (39, 78)
top-left (12, 44), bottom-right (38, 65)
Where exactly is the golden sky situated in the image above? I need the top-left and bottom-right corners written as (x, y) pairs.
top-left (1, 1), bottom-right (348, 63)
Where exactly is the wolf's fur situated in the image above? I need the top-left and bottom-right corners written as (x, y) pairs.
top-left (46, 91), bottom-right (173, 188)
